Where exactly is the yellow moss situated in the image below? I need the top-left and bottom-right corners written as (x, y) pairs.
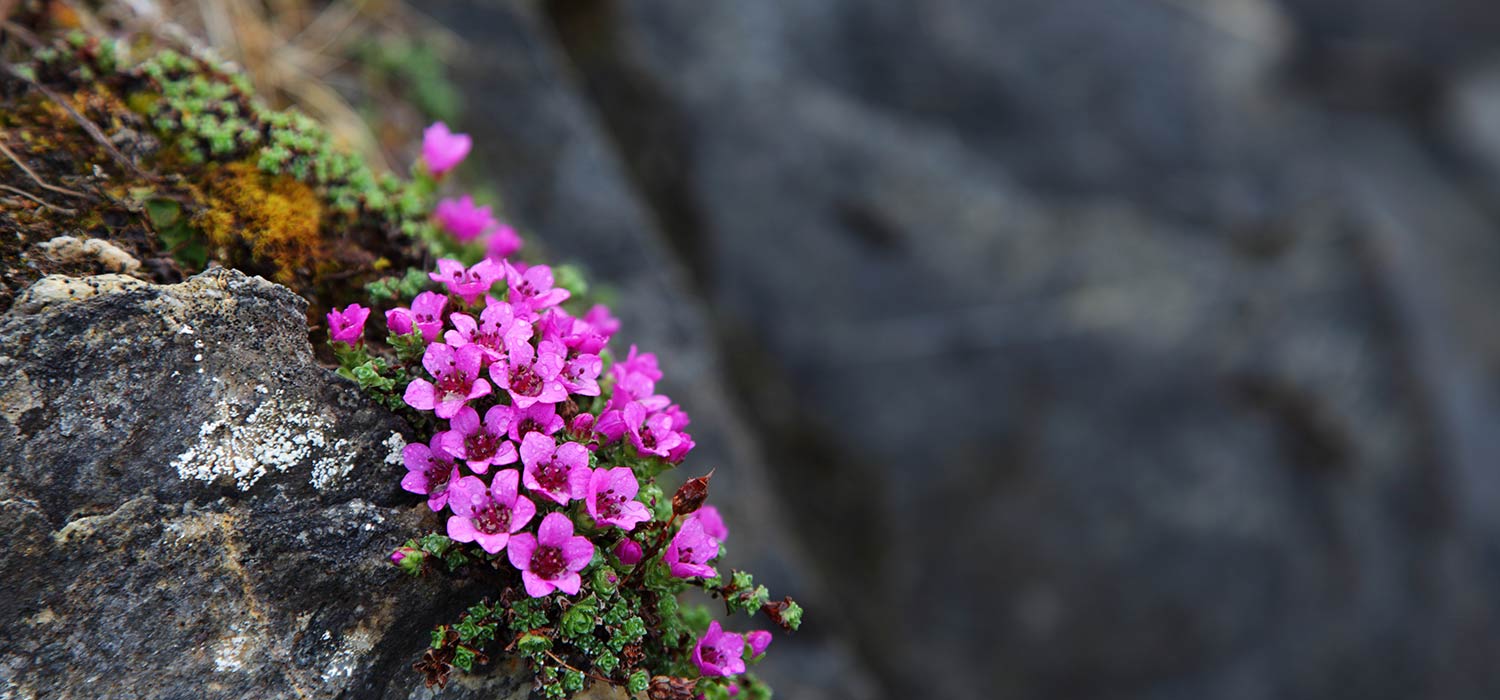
top-left (193, 161), bottom-right (324, 284)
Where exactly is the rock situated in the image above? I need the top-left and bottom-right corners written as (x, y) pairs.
top-left (28, 235), bottom-right (144, 276)
top-left (420, 1), bottom-right (1500, 699)
top-left (0, 269), bottom-right (512, 698)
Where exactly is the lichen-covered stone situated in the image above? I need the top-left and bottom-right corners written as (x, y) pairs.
top-left (0, 268), bottom-right (512, 699)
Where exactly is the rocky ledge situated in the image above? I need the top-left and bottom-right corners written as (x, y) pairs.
top-left (0, 268), bottom-right (517, 699)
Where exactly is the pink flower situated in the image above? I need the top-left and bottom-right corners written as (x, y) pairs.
top-left (505, 261), bottom-right (570, 316)
top-left (585, 467), bottom-right (651, 531)
top-left (538, 309), bottom-right (608, 356)
top-left (583, 304), bottom-right (620, 339)
top-left (690, 505), bottom-right (728, 542)
top-left (519, 432), bottom-right (591, 505)
top-left (485, 223), bottom-right (522, 261)
top-left (614, 539), bottom-right (643, 565)
top-left (692, 621), bottom-right (746, 677)
top-left (507, 402), bottom-right (565, 443)
top-left (422, 121), bottom-right (470, 176)
top-left (446, 471), bottom-right (535, 554)
top-left (388, 291), bottom-right (447, 342)
top-left (603, 402), bottom-right (687, 460)
top-left (607, 346), bottom-right (669, 412)
top-left (507, 512), bottom-right (595, 597)
top-left (560, 353), bottom-right (602, 397)
top-left (665, 515), bottom-right (718, 579)
top-left (438, 405), bottom-right (518, 474)
top-left (434, 195), bottom-right (495, 242)
top-left (327, 304), bottom-right (370, 344)
top-left (400, 435), bottom-right (460, 512)
top-left (430, 258), bottom-right (504, 305)
top-left (385, 307), bottom-right (414, 337)
top-left (490, 340), bottom-right (568, 408)
top-left (567, 413), bottom-right (598, 445)
top-left (746, 630), bottom-right (772, 657)
top-left (403, 343), bottom-right (492, 419)
top-left (444, 298), bottom-right (532, 364)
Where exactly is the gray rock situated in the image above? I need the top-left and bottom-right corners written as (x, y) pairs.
top-left (421, 1), bottom-right (1500, 699)
top-left (0, 269), bottom-right (505, 699)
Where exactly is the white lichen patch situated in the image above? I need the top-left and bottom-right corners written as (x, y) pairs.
top-left (212, 632), bottom-right (253, 673)
top-left (321, 627), bottom-right (374, 683)
top-left (382, 432), bottom-right (406, 466)
top-left (170, 388), bottom-right (357, 491)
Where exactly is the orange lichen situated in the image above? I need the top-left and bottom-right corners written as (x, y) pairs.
top-left (193, 161), bottom-right (325, 285)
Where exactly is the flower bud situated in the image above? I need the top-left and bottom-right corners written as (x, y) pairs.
top-left (390, 546), bottom-right (424, 575)
top-left (614, 539), bottom-right (643, 566)
top-left (671, 470), bottom-right (714, 516)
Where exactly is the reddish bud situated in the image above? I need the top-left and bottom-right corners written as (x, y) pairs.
top-left (672, 470), bottom-right (714, 516)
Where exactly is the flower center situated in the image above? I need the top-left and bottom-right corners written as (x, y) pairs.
top-left (537, 459), bottom-right (569, 493)
top-left (700, 646), bottom-right (724, 666)
top-left (530, 545), bottom-right (565, 579)
top-left (511, 364), bottom-right (542, 396)
top-left (639, 428), bottom-right (657, 450)
top-left (472, 502), bottom-right (510, 535)
top-left (429, 459), bottom-right (454, 493)
top-left (599, 488), bottom-right (623, 519)
top-left (466, 431), bottom-right (501, 462)
top-left (517, 417), bottom-right (543, 437)
top-left (473, 329), bottom-right (503, 353)
top-left (436, 371), bottom-right (471, 399)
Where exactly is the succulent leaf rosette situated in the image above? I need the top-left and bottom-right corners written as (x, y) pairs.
top-left (333, 125), bottom-right (800, 700)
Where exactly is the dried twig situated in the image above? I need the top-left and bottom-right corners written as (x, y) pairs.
top-left (0, 139), bottom-right (88, 199)
top-left (0, 184), bottom-right (77, 214)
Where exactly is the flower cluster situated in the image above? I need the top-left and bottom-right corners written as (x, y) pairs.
top-left (328, 124), bottom-right (798, 700)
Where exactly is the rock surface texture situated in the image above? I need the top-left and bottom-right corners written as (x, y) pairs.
top-left (0, 269), bottom-right (500, 699)
top-left (422, 1), bottom-right (1500, 699)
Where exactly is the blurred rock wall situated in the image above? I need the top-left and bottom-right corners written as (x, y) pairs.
top-left (424, 1), bottom-right (1500, 698)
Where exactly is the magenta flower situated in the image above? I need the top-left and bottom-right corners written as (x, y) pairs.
top-left (583, 304), bottom-right (620, 339)
top-left (446, 471), bottom-right (535, 554)
top-left (519, 432), bottom-right (591, 505)
top-left (421, 121), bottom-right (471, 176)
top-left (490, 340), bottom-right (568, 408)
top-left (385, 307), bottom-right (414, 337)
top-left (507, 402), bottom-right (565, 443)
top-left (505, 261), bottom-right (570, 315)
top-left (438, 405), bottom-right (518, 474)
top-left (665, 515), bottom-right (718, 579)
top-left (507, 512), bottom-right (595, 597)
top-left (746, 630), bottom-right (772, 657)
top-left (605, 401), bottom-right (686, 460)
top-left (539, 309), bottom-right (608, 356)
top-left (614, 538), bottom-right (643, 566)
top-left (692, 621), bottom-right (747, 677)
top-left (400, 436), bottom-right (460, 512)
top-left (567, 413), bottom-right (598, 445)
top-left (444, 298), bottom-right (532, 364)
top-left (327, 304), bottom-right (370, 344)
top-left (560, 353), bottom-right (602, 397)
top-left (485, 223), bottom-right (522, 261)
top-left (607, 346), bottom-right (669, 412)
top-left (585, 467), bottom-right (652, 531)
top-left (434, 195), bottom-right (495, 242)
top-left (403, 343), bottom-right (492, 419)
top-left (387, 291), bottom-right (447, 342)
top-left (691, 505), bottom-right (728, 542)
top-left (430, 258), bottom-right (504, 305)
